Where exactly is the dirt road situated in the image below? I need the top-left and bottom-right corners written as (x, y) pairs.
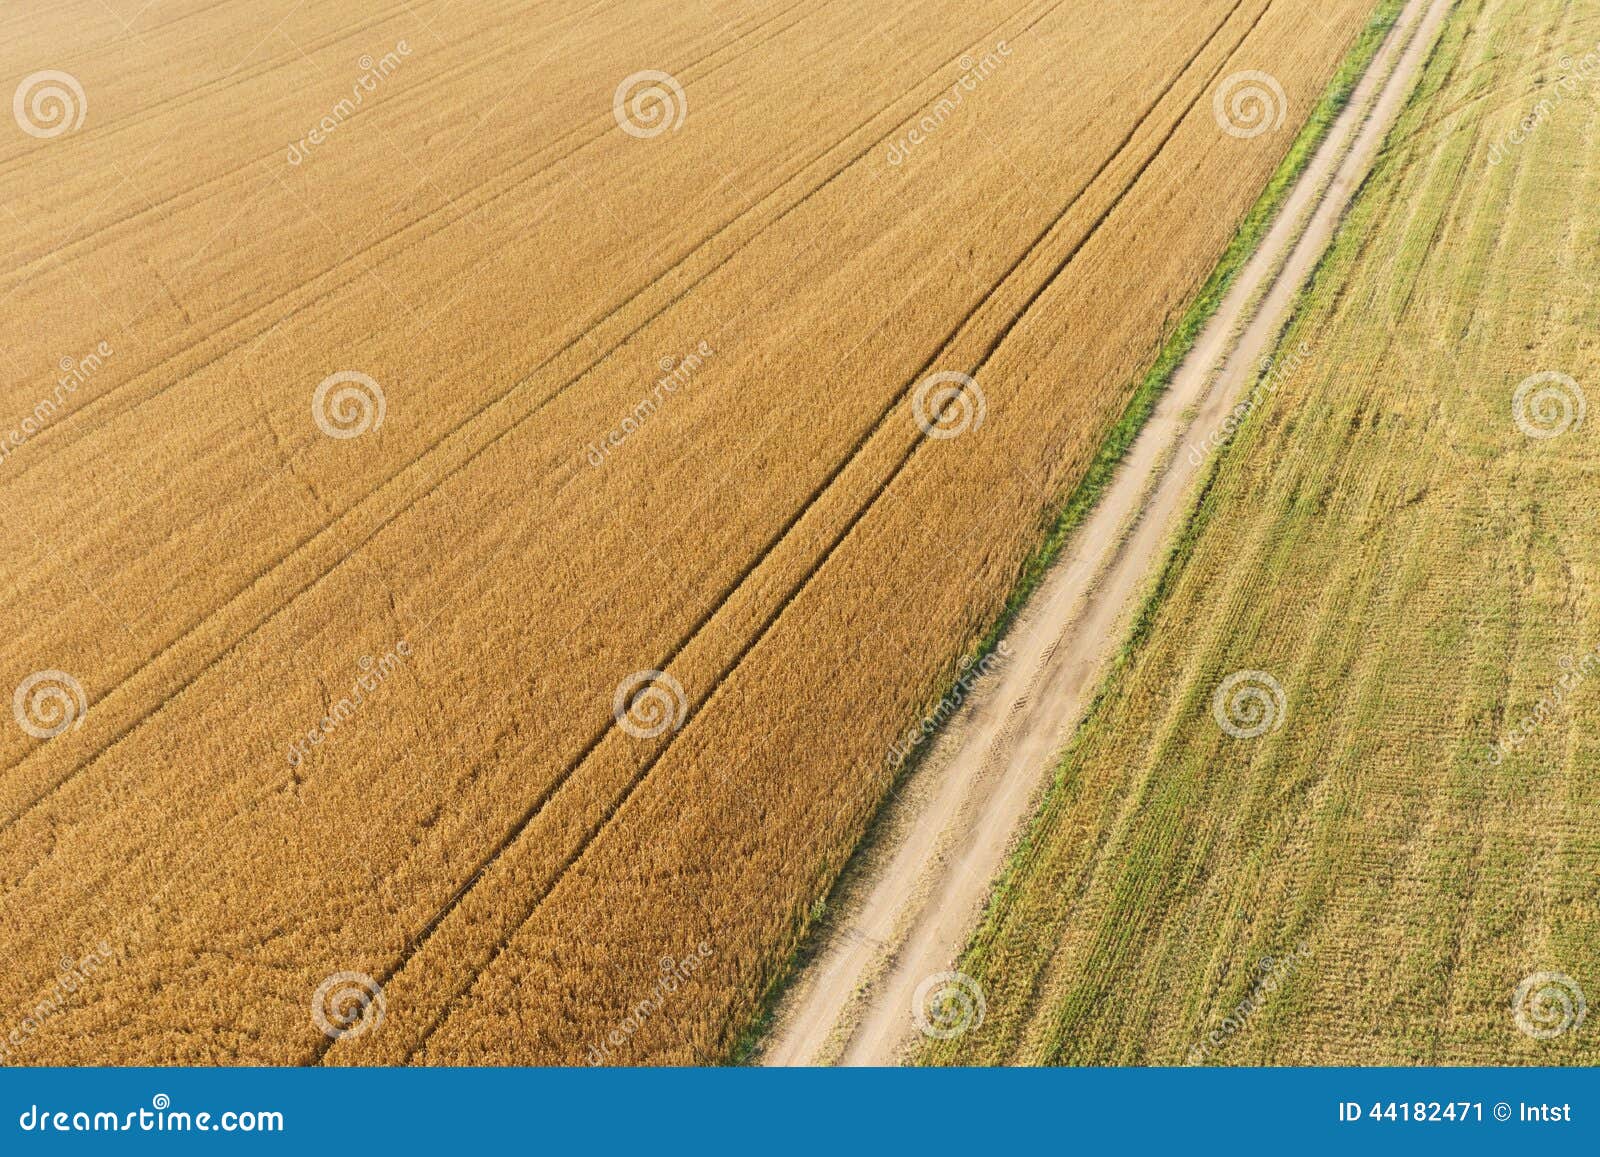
top-left (759, 0), bottom-right (1453, 1067)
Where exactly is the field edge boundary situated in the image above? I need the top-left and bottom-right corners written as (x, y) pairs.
top-left (735, 0), bottom-right (1411, 1067)
top-left (919, 0), bottom-right (1459, 1066)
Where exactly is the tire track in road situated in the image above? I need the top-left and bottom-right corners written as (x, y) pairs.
top-left (757, 0), bottom-right (1452, 1068)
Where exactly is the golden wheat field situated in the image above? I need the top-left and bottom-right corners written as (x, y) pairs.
top-left (1, 0), bottom-right (1400, 1066)
top-left (925, 0), bottom-right (1600, 1067)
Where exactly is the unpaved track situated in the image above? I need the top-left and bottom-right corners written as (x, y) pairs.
top-left (761, 0), bottom-right (1453, 1068)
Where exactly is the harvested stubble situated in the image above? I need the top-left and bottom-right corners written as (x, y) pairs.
top-left (924, 0), bottom-right (1600, 1066)
top-left (0, 0), bottom-right (1373, 1063)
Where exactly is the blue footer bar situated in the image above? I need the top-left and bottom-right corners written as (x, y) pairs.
top-left (1, 1067), bottom-right (1595, 1153)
